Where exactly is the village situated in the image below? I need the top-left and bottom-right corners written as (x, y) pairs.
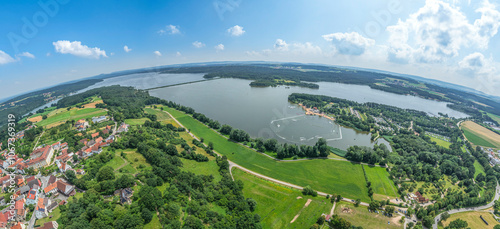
top-left (0, 116), bottom-right (130, 229)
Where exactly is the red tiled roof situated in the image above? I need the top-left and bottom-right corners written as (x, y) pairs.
top-left (44, 182), bottom-right (57, 193)
top-left (27, 189), bottom-right (37, 200)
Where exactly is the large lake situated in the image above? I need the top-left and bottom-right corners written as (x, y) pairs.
top-left (31, 72), bottom-right (468, 150)
top-left (139, 73), bottom-right (469, 150)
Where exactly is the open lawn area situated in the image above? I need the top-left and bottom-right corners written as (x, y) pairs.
top-left (365, 165), bottom-right (398, 199)
top-left (439, 211), bottom-right (499, 229)
top-left (233, 168), bottom-right (331, 229)
top-left (145, 107), bottom-right (171, 123)
top-left (427, 135), bottom-right (451, 148)
top-left (125, 117), bottom-right (150, 126)
top-left (37, 205), bottom-right (61, 226)
top-left (461, 121), bottom-right (500, 148)
top-left (180, 158), bottom-right (223, 182)
top-left (474, 160), bottom-right (486, 178)
top-left (122, 149), bottom-right (150, 173)
top-left (35, 108), bottom-right (107, 128)
top-left (335, 202), bottom-right (403, 229)
top-left (164, 107), bottom-right (396, 202)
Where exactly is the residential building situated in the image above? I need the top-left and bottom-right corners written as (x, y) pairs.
top-left (26, 189), bottom-right (38, 205)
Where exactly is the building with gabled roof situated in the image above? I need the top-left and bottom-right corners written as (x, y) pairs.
top-left (26, 188), bottom-right (38, 205)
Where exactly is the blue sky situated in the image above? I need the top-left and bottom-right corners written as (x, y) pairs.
top-left (1, 0), bottom-right (500, 99)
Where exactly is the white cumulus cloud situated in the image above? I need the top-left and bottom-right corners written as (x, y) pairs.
top-left (322, 32), bottom-right (375, 56)
top-left (176, 51), bottom-right (182, 57)
top-left (227, 25), bottom-right (245, 37)
top-left (386, 0), bottom-right (500, 64)
top-left (124, 45), bottom-right (132, 53)
top-left (274, 39), bottom-right (289, 51)
top-left (158, 25), bottom-right (180, 35)
top-left (53, 40), bottom-right (107, 59)
top-left (192, 41), bottom-right (205, 48)
top-left (154, 51), bottom-right (162, 57)
top-left (18, 52), bottom-right (35, 59)
top-left (215, 44), bottom-right (225, 51)
top-left (0, 50), bottom-right (16, 65)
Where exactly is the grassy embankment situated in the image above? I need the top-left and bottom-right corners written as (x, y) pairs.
top-left (164, 107), bottom-right (397, 202)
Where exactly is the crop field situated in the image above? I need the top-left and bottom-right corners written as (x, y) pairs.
top-left (461, 121), bottom-right (500, 148)
top-left (364, 166), bottom-right (398, 198)
top-left (487, 113), bottom-right (500, 124)
top-left (334, 202), bottom-right (403, 229)
top-left (427, 135), bottom-right (451, 148)
top-left (439, 211), bottom-right (499, 229)
top-left (233, 168), bottom-right (331, 229)
top-left (35, 108), bottom-right (107, 127)
top-left (165, 107), bottom-right (396, 202)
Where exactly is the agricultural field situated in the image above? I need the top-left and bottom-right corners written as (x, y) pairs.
top-left (461, 121), bottom-right (500, 148)
top-left (165, 107), bottom-right (396, 202)
top-left (427, 135), bottom-right (451, 148)
top-left (364, 166), bottom-right (398, 199)
top-left (34, 107), bottom-right (107, 127)
top-left (487, 112), bottom-right (500, 124)
top-left (438, 211), bottom-right (499, 229)
top-left (334, 202), bottom-right (403, 229)
top-left (233, 168), bottom-right (331, 229)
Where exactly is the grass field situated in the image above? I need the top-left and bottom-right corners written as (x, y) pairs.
top-left (439, 211), bottom-right (499, 229)
top-left (145, 107), bottom-right (171, 123)
top-left (122, 149), bottom-right (150, 173)
top-left (37, 206), bottom-right (61, 226)
top-left (487, 113), bottom-right (500, 124)
top-left (233, 168), bottom-right (331, 229)
top-left (35, 108), bottom-right (107, 127)
top-left (144, 214), bottom-right (161, 229)
top-left (180, 158), bottom-right (223, 182)
top-left (164, 107), bottom-right (396, 202)
top-left (474, 161), bottom-right (486, 178)
top-left (335, 202), bottom-right (403, 229)
top-left (427, 135), bottom-right (451, 148)
top-left (365, 166), bottom-right (398, 199)
top-left (461, 121), bottom-right (500, 148)
top-left (125, 118), bottom-right (150, 126)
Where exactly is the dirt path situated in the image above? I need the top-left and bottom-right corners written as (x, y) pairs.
top-left (114, 156), bottom-right (129, 172)
top-left (32, 130), bottom-right (45, 151)
top-left (330, 200), bottom-right (337, 216)
top-left (162, 109), bottom-right (372, 207)
top-left (290, 199), bottom-right (313, 223)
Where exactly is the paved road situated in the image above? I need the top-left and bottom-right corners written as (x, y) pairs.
top-left (161, 109), bottom-right (372, 206)
top-left (432, 182), bottom-right (500, 229)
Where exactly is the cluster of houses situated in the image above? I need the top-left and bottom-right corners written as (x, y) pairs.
top-left (0, 120), bottom-right (132, 228)
top-left (484, 147), bottom-right (500, 166)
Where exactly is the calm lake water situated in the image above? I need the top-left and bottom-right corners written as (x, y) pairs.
top-left (146, 75), bottom-right (467, 150)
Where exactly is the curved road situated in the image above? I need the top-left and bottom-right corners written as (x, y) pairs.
top-left (162, 109), bottom-right (372, 206)
top-left (432, 182), bottom-right (500, 229)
